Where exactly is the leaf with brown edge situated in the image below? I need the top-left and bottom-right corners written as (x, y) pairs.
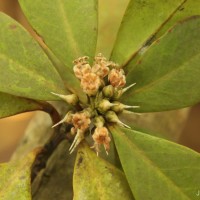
top-left (0, 148), bottom-right (41, 200)
top-left (73, 142), bottom-right (134, 200)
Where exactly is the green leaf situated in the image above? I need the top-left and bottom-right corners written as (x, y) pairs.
top-left (42, 46), bottom-right (87, 103)
top-left (0, 149), bottom-right (39, 200)
top-left (124, 0), bottom-right (200, 73)
top-left (122, 16), bottom-right (200, 112)
top-left (109, 125), bottom-right (200, 200)
top-left (0, 13), bottom-right (67, 101)
top-left (111, 0), bottom-right (185, 66)
top-left (0, 92), bottom-right (42, 118)
top-left (19, 0), bottom-right (98, 71)
top-left (96, 0), bottom-right (129, 58)
top-left (153, 0), bottom-right (200, 44)
top-left (73, 143), bottom-right (134, 200)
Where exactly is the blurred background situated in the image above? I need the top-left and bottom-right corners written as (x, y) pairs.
top-left (0, 0), bottom-right (200, 163)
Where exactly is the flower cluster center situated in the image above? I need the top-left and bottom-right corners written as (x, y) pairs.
top-left (52, 53), bottom-right (138, 155)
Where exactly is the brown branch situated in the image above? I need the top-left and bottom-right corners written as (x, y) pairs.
top-left (31, 102), bottom-right (73, 182)
top-left (31, 123), bottom-right (71, 182)
top-left (39, 101), bottom-right (61, 125)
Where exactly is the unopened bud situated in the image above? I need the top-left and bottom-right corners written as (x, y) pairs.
top-left (83, 107), bottom-right (94, 118)
top-left (112, 83), bottom-right (137, 100)
top-left (105, 111), bottom-right (130, 129)
top-left (111, 101), bottom-right (140, 113)
top-left (97, 99), bottom-right (115, 114)
top-left (102, 85), bottom-right (114, 98)
top-left (52, 111), bottom-right (73, 128)
top-left (122, 83), bottom-right (136, 93)
top-left (111, 101), bottom-right (124, 113)
top-left (93, 115), bottom-right (105, 127)
top-left (112, 89), bottom-right (123, 100)
top-left (51, 92), bottom-right (79, 105)
top-left (69, 129), bottom-right (85, 154)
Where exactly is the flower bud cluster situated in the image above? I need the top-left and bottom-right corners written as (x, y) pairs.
top-left (52, 54), bottom-right (138, 155)
top-left (73, 53), bottom-right (125, 96)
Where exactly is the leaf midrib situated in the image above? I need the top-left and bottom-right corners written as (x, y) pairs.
top-left (126, 52), bottom-right (200, 97)
top-left (111, 126), bottom-right (191, 200)
top-left (121, 0), bottom-right (187, 68)
top-left (57, 0), bottom-right (81, 58)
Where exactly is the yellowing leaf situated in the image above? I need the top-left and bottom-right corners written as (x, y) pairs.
top-left (73, 143), bottom-right (134, 200)
top-left (0, 13), bottom-right (67, 101)
top-left (0, 149), bottom-right (40, 200)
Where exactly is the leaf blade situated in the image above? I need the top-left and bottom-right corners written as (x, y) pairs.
top-left (0, 149), bottom-right (39, 200)
top-left (73, 143), bottom-right (134, 200)
top-left (111, 0), bottom-right (185, 66)
top-left (109, 125), bottom-right (200, 200)
top-left (122, 16), bottom-right (200, 112)
top-left (0, 92), bottom-right (42, 118)
top-left (0, 13), bottom-right (67, 101)
top-left (152, 0), bottom-right (200, 45)
top-left (122, 1), bottom-right (200, 73)
top-left (19, 0), bottom-right (98, 71)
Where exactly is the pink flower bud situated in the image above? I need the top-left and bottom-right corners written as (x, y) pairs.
top-left (91, 54), bottom-right (110, 78)
top-left (80, 72), bottom-right (101, 96)
top-left (72, 112), bottom-right (91, 131)
top-left (92, 127), bottom-right (111, 154)
top-left (92, 63), bottom-right (109, 78)
top-left (108, 68), bottom-right (126, 88)
top-left (73, 63), bottom-right (91, 80)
